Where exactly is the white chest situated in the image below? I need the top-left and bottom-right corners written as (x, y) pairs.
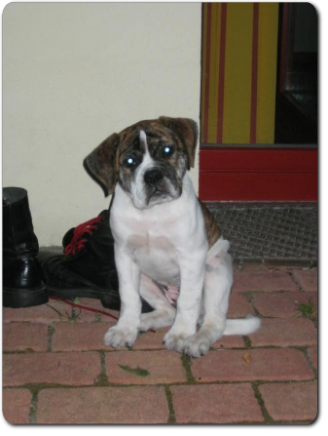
top-left (127, 232), bottom-right (180, 285)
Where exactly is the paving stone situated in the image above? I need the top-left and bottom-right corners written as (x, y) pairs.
top-left (191, 348), bottom-right (314, 382)
top-left (232, 270), bottom-right (298, 293)
top-left (249, 318), bottom-right (317, 347)
top-left (2, 389), bottom-right (31, 424)
top-left (52, 322), bottom-right (115, 351)
top-left (105, 350), bottom-right (186, 384)
top-left (171, 383), bottom-right (263, 423)
top-left (227, 294), bottom-right (254, 317)
top-left (3, 352), bottom-right (100, 387)
top-left (259, 382), bottom-right (317, 422)
top-left (37, 386), bottom-right (169, 423)
top-left (212, 334), bottom-right (245, 349)
top-left (3, 300), bottom-right (71, 323)
top-left (252, 291), bottom-right (317, 318)
top-left (133, 328), bottom-right (167, 350)
top-left (3, 323), bottom-right (49, 352)
top-left (292, 268), bottom-right (318, 292)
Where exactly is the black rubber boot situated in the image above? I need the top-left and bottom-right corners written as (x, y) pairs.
top-left (38, 209), bottom-right (153, 312)
top-left (3, 187), bottom-right (48, 308)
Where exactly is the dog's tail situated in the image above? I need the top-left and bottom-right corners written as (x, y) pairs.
top-left (223, 316), bottom-right (261, 336)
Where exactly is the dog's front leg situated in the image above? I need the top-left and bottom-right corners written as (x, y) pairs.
top-left (163, 253), bottom-right (206, 353)
top-left (104, 246), bottom-right (141, 348)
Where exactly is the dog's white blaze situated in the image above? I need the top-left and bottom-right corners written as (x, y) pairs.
top-left (139, 130), bottom-right (146, 142)
top-left (130, 130), bottom-right (157, 209)
top-left (138, 130), bottom-right (153, 168)
top-left (139, 130), bottom-right (147, 151)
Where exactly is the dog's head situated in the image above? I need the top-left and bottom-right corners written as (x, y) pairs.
top-left (84, 117), bottom-right (198, 209)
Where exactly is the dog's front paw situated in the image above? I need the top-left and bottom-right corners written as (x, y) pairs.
top-left (103, 326), bottom-right (138, 348)
top-left (163, 329), bottom-right (190, 353)
top-left (182, 332), bottom-right (212, 358)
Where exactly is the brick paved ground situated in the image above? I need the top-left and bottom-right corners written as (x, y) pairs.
top-left (3, 264), bottom-right (318, 424)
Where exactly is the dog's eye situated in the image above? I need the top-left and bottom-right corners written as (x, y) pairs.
top-left (162, 145), bottom-right (174, 158)
top-left (124, 157), bottom-right (136, 167)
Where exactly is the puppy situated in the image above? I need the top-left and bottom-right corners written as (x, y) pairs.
top-left (84, 116), bottom-right (260, 357)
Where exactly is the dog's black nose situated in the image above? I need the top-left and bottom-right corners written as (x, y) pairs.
top-left (144, 169), bottom-right (164, 186)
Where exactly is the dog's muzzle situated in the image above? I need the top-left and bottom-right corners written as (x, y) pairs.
top-left (142, 167), bottom-right (179, 207)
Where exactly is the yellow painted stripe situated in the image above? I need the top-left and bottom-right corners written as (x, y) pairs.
top-left (207, 3), bottom-right (221, 143)
top-left (256, 3), bottom-right (279, 143)
top-left (223, 3), bottom-right (253, 143)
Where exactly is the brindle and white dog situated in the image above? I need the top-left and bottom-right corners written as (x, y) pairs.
top-left (84, 116), bottom-right (260, 357)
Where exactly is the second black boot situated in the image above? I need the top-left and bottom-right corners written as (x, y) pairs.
top-left (3, 187), bottom-right (48, 308)
top-left (38, 209), bottom-right (153, 312)
top-left (38, 210), bottom-right (120, 309)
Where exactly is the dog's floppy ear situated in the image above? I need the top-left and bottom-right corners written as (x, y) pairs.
top-left (159, 116), bottom-right (198, 169)
top-left (83, 133), bottom-right (120, 197)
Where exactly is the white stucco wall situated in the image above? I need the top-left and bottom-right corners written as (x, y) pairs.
top-left (3, 2), bottom-right (202, 246)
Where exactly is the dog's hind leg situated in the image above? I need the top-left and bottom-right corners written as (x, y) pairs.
top-left (139, 275), bottom-right (176, 331)
top-left (183, 240), bottom-right (233, 357)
